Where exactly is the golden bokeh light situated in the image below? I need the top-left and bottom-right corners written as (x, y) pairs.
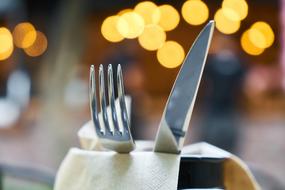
top-left (101, 16), bottom-right (124, 42)
top-left (117, 12), bottom-right (145, 39)
top-left (138, 25), bottom-right (166, 51)
top-left (250, 21), bottom-right (274, 48)
top-left (12, 22), bottom-right (37, 48)
top-left (157, 5), bottom-right (180, 31)
top-left (241, 30), bottom-right (264, 56)
top-left (181, 0), bottom-right (209, 26)
top-left (222, 0), bottom-right (248, 21)
top-left (157, 41), bottom-right (185, 68)
top-left (134, 1), bottom-right (160, 25)
top-left (0, 43), bottom-right (13, 61)
top-left (118, 8), bottom-right (132, 16)
top-left (248, 28), bottom-right (267, 49)
top-left (214, 9), bottom-right (240, 34)
top-left (221, 8), bottom-right (240, 21)
top-left (0, 27), bottom-right (13, 54)
top-left (24, 31), bottom-right (48, 57)
top-left (0, 27), bottom-right (13, 60)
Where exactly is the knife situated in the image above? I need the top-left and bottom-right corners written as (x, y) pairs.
top-left (154, 20), bottom-right (215, 154)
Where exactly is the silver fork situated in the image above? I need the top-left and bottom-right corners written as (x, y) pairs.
top-left (89, 64), bottom-right (135, 153)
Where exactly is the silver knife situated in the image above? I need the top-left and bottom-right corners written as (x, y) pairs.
top-left (154, 20), bottom-right (215, 154)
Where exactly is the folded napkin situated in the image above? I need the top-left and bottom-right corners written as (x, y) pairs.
top-left (55, 120), bottom-right (261, 190)
top-left (56, 96), bottom-right (181, 190)
top-left (55, 148), bottom-right (180, 190)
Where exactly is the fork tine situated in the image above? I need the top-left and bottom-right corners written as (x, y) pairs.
top-left (107, 64), bottom-right (121, 134)
top-left (89, 64), bottom-right (135, 152)
top-left (89, 65), bottom-right (101, 133)
top-left (117, 64), bottom-right (130, 134)
top-left (99, 64), bottom-right (113, 135)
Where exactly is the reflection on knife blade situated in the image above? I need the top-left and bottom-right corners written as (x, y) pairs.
top-left (154, 20), bottom-right (215, 154)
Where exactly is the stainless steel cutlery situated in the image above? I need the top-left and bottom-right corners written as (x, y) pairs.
top-left (88, 20), bottom-right (215, 154)
top-left (89, 64), bottom-right (135, 153)
top-left (154, 20), bottom-right (215, 154)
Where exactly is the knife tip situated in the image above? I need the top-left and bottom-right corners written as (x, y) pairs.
top-left (208, 20), bottom-right (215, 27)
top-left (206, 20), bottom-right (215, 36)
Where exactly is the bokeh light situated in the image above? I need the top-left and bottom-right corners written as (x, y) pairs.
top-left (0, 45), bottom-right (13, 61)
top-left (181, 0), bottom-right (209, 26)
top-left (157, 5), bottom-right (180, 31)
top-left (138, 25), bottom-right (166, 51)
top-left (134, 1), bottom-right (160, 25)
top-left (101, 16), bottom-right (124, 42)
top-left (118, 8), bottom-right (132, 16)
top-left (24, 31), bottom-right (48, 57)
top-left (222, 0), bottom-right (248, 21)
top-left (12, 22), bottom-right (37, 48)
top-left (214, 8), bottom-right (240, 34)
top-left (221, 8), bottom-right (241, 22)
top-left (157, 41), bottom-right (185, 68)
top-left (117, 12), bottom-right (145, 39)
top-left (250, 21), bottom-right (274, 48)
top-left (0, 27), bottom-right (13, 60)
top-left (241, 30), bottom-right (264, 56)
top-left (248, 28), bottom-right (267, 49)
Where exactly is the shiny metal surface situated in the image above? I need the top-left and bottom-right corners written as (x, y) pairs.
top-left (89, 64), bottom-right (135, 153)
top-left (154, 21), bottom-right (215, 153)
top-left (117, 64), bottom-right (132, 136)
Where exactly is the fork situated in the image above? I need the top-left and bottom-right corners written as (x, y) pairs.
top-left (89, 64), bottom-right (135, 153)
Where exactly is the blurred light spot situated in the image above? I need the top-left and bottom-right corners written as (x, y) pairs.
top-left (250, 21), bottom-right (274, 48)
top-left (117, 12), bottom-right (145, 39)
top-left (248, 28), bottom-right (267, 49)
top-left (0, 27), bottom-right (13, 53)
top-left (241, 30), bottom-right (264, 56)
top-left (222, 0), bottom-right (248, 20)
top-left (13, 22), bottom-right (37, 48)
top-left (157, 4), bottom-right (180, 31)
top-left (134, 1), bottom-right (160, 25)
top-left (157, 41), bottom-right (185, 68)
top-left (138, 24), bottom-right (166, 51)
top-left (181, 0), bottom-right (209, 26)
top-left (0, 99), bottom-right (20, 128)
top-left (221, 8), bottom-right (240, 21)
top-left (101, 15), bottom-right (124, 42)
top-left (118, 8), bottom-right (133, 16)
top-left (7, 70), bottom-right (31, 108)
top-left (0, 27), bottom-right (13, 60)
top-left (24, 31), bottom-right (48, 57)
top-left (0, 45), bottom-right (13, 61)
top-left (214, 9), bottom-right (240, 34)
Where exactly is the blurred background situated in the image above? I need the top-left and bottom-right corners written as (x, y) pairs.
top-left (0, 0), bottom-right (284, 189)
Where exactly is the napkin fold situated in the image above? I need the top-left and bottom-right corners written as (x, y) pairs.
top-left (55, 148), bottom-right (180, 190)
top-left (56, 96), bottom-right (181, 190)
top-left (55, 120), bottom-right (261, 190)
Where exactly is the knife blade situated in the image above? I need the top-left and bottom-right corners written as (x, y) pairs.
top-left (154, 20), bottom-right (215, 153)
